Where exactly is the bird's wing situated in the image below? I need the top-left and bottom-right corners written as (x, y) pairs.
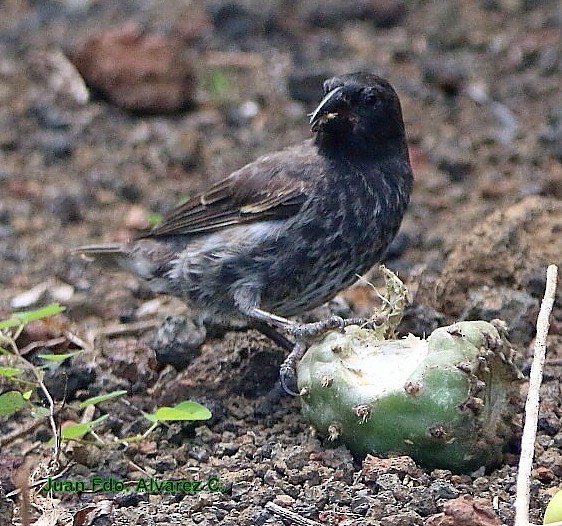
top-left (143, 144), bottom-right (315, 238)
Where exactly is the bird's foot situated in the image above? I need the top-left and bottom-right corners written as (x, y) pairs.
top-left (285, 315), bottom-right (345, 338)
top-left (279, 340), bottom-right (307, 396)
top-left (286, 315), bottom-right (376, 339)
top-left (280, 316), bottom-right (380, 395)
top-left (248, 308), bottom-right (380, 396)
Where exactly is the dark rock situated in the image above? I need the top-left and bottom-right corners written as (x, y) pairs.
top-left (368, 0), bottom-right (407, 28)
top-left (407, 486), bottom-right (438, 516)
top-left (43, 365), bottom-right (96, 401)
top-left (114, 491), bottom-right (149, 507)
top-left (50, 194), bottom-right (84, 224)
top-left (460, 286), bottom-right (538, 345)
top-left (350, 494), bottom-right (373, 515)
top-left (105, 339), bottom-right (158, 387)
top-left (35, 131), bottom-right (74, 162)
top-left (303, 0), bottom-right (370, 28)
top-left (0, 129), bottom-right (18, 151)
top-left (29, 102), bottom-right (71, 129)
top-left (189, 446), bottom-right (210, 462)
top-left (538, 414), bottom-right (561, 436)
top-left (540, 107), bottom-right (562, 161)
top-left (437, 157), bottom-right (474, 183)
top-left (210, 3), bottom-right (258, 41)
top-left (117, 183), bottom-right (143, 203)
top-left (429, 479), bottom-right (460, 500)
top-left (288, 71), bottom-right (327, 104)
top-left (150, 315), bottom-right (206, 369)
top-left (423, 60), bottom-right (467, 97)
top-left (398, 303), bottom-right (446, 337)
top-left (228, 339), bottom-right (284, 397)
top-left (303, 0), bottom-right (406, 29)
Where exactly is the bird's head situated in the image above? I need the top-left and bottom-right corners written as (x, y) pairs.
top-left (310, 73), bottom-right (405, 145)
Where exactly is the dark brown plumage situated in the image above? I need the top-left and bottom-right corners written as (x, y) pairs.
top-left (77, 72), bottom-right (413, 342)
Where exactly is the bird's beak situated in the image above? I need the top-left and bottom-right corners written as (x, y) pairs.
top-left (310, 86), bottom-right (355, 132)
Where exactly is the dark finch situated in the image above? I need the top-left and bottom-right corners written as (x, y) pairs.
top-left (78, 73), bottom-right (413, 350)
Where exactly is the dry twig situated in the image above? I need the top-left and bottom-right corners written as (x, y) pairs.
top-left (514, 264), bottom-right (558, 526)
top-left (265, 502), bottom-right (323, 526)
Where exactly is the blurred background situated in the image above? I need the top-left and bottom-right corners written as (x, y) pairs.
top-left (0, 0), bottom-right (560, 310)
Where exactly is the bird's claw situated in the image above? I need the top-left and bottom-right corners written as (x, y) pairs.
top-left (280, 316), bottom-right (376, 395)
top-left (279, 363), bottom-right (300, 396)
top-left (286, 315), bottom-right (346, 339)
top-left (279, 340), bottom-right (308, 396)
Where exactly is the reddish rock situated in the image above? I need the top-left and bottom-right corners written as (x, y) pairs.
top-left (425, 495), bottom-right (502, 526)
top-left (362, 454), bottom-right (423, 481)
top-left (72, 23), bottom-right (196, 113)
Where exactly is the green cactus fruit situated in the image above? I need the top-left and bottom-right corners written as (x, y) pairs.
top-left (297, 320), bottom-right (522, 473)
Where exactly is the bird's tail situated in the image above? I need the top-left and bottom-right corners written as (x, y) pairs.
top-left (72, 243), bottom-right (128, 270)
top-left (73, 242), bottom-right (166, 287)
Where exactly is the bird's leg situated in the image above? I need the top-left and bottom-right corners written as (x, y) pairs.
top-left (245, 307), bottom-right (380, 395)
top-left (250, 320), bottom-right (294, 351)
top-left (247, 307), bottom-right (348, 336)
top-left (285, 315), bottom-right (380, 338)
top-left (245, 307), bottom-right (293, 330)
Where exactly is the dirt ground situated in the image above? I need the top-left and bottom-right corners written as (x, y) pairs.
top-left (0, 0), bottom-right (561, 525)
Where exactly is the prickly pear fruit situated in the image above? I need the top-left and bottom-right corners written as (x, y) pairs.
top-left (297, 320), bottom-right (522, 473)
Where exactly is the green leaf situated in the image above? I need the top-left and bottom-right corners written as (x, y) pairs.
top-left (207, 69), bottom-right (231, 101)
top-left (78, 390), bottom-right (128, 409)
top-left (60, 414), bottom-right (109, 440)
top-left (143, 411), bottom-right (158, 423)
top-left (38, 350), bottom-right (83, 362)
top-left (22, 390), bottom-right (33, 400)
top-left (0, 367), bottom-right (23, 377)
top-left (151, 401), bottom-right (212, 422)
top-left (147, 212), bottom-right (163, 227)
top-left (544, 489), bottom-right (562, 524)
top-left (0, 304), bottom-right (65, 330)
top-left (176, 194), bottom-right (191, 206)
top-left (0, 391), bottom-right (27, 416)
top-left (174, 400), bottom-right (212, 419)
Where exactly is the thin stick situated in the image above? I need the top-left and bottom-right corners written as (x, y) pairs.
top-left (92, 319), bottom-right (161, 339)
top-left (514, 265), bottom-right (558, 526)
top-left (3, 335), bottom-right (61, 464)
top-left (265, 502), bottom-right (323, 526)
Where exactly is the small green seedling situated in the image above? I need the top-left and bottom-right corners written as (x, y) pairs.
top-left (1, 304), bottom-right (212, 449)
top-left (0, 303), bottom-right (70, 419)
top-left (78, 390), bottom-right (129, 410)
top-left (120, 400), bottom-right (212, 442)
top-left (0, 390), bottom-right (29, 416)
top-left (0, 303), bottom-right (64, 331)
top-left (60, 415), bottom-right (109, 441)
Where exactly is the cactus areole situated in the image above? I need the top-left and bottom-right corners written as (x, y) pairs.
top-left (297, 321), bottom-right (521, 473)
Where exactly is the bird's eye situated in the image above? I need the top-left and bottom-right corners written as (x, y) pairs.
top-left (362, 87), bottom-right (378, 105)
